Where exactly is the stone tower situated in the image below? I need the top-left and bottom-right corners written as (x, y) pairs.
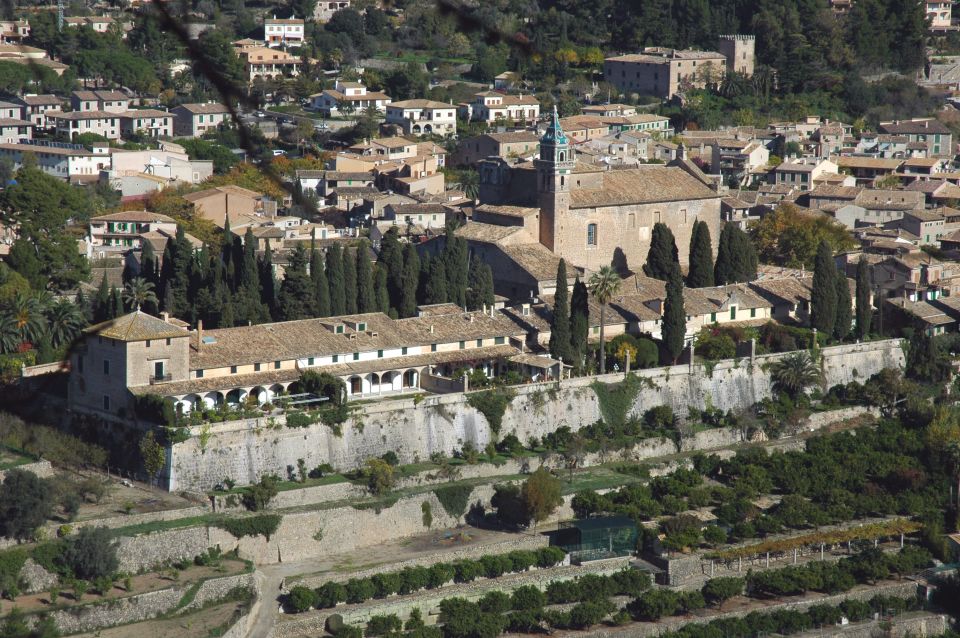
top-left (535, 106), bottom-right (575, 252)
top-left (718, 35), bottom-right (756, 77)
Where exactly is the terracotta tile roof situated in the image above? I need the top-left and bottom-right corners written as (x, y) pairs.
top-left (569, 165), bottom-right (717, 209)
top-left (90, 210), bottom-right (176, 223)
top-left (499, 242), bottom-right (566, 281)
top-left (474, 204), bottom-right (538, 218)
top-left (16, 94), bottom-right (61, 106)
top-left (85, 311), bottom-right (189, 342)
top-left (481, 132), bottom-right (540, 144)
top-left (388, 99), bottom-right (452, 109)
top-left (72, 90), bottom-right (127, 101)
top-left (835, 156), bottom-right (903, 170)
top-left (175, 102), bottom-right (231, 115)
top-left (455, 222), bottom-right (530, 244)
top-left (880, 119), bottom-right (951, 135)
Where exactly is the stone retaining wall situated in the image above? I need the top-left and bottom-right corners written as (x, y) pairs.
top-left (0, 459), bottom-right (54, 482)
top-left (27, 571), bottom-right (254, 635)
top-left (168, 340), bottom-right (904, 491)
top-left (117, 526), bottom-right (215, 573)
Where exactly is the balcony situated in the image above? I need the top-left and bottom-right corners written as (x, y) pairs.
top-left (149, 373), bottom-right (173, 385)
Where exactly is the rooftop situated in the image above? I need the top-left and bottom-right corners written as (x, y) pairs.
top-left (85, 311), bottom-right (189, 342)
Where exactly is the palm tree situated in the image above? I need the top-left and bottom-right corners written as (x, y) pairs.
top-left (769, 352), bottom-right (822, 399)
top-left (0, 315), bottom-right (19, 354)
top-left (123, 277), bottom-right (158, 312)
top-left (6, 291), bottom-right (47, 347)
top-left (46, 299), bottom-right (86, 350)
top-left (588, 266), bottom-right (622, 375)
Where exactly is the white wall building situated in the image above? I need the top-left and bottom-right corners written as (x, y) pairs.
top-left (0, 140), bottom-right (111, 181)
top-left (310, 80), bottom-right (391, 116)
top-left (385, 100), bottom-right (457, 136)
top-left (264, 15), bottom-right (304, 47)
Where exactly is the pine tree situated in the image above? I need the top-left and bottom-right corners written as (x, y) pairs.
top-left (326, 244), bottom-right (346, 316)
top-left (569, 276), bottom-right (589, 369)
top-left (686, 220), bottom-right (714, 288)
top-left (343, 247), bottom-right (358, 314)
top-left (400, 243), bottom-right (420, 318)
top-left (310, 248), bottom-right (330, 317)
top-left (277, 244), bottom-right (315, 321)
top-left (425, 258), bottom-right (448, 304)
top-left (811, 240), bottom-right (837, 338)
top-left (855, 257), bottom-right (872, 339)
top-left (661, 263), bottom-right (686, 364)
top-left (374, 265), bottom-right (390, 314)
top-left (356, 241), bottom-right (375, 313)
top-left (549, 259), bottom-right (572, 363)
top-left (643, 222), bottom-right (679, 281)
top-left (833, 264), bottom-right (852, 341)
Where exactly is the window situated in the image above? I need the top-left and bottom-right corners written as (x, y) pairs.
top-left (102, 360), bottom-right (109, 375)
top-left (154, 361), bottom-right (164, 379)
top-left (586, 223), bottom-right (598, 246)
top-left (593, 326), bottom-right (599, 334)
top-left (146, 340), bottom-right (151, 348)
top-left (431, 344), bottom-right (437, 352)
top-left (377, 350), bottom-right (383, 358)
top-left (750, 308), bottom-right (756, 318)
top-left (333, 354), bottom-right (339, 363)
top-left (353, 352), bottom-right (359, 361)
top-left (336, 325), bottom-right (344, 334)
top-left (102, 395), bottom-right (110, 411)
top-left (274, 361), bottom-right (281, 369)
top-left (230, 365), bottom-right (237, 374)
top-left (358, 322), bottom-right (367, 331)
top-left (459, 341), bottom-right (465, 350)
top-left (308, 357), bottom-right (314, 366)
top-left (254, 363), bottom-right (261, 372)
top-left (196, 369), bottom-right (204, 378)
top-left (476, 339), bottom-right (482, 347)
top-left (495, 336), bottom-right (505, 345)
top-left (166, 338), bottom-right (171, 346)
top-left (730, 307), bottom-right (737, 320)
top-left (628, 213), bottom-right (636, 228)
top-left (710, 312), bottom-right (716, 322)
top-left (401, 347), bottom-right (408, 355)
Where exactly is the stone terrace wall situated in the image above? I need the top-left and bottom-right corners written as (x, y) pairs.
top-left (168, 340), bottom-right (903, 491)
top-left (116, 526), bottom-right (215, 573)
top-left (0, 459), bottom-right (54, 482)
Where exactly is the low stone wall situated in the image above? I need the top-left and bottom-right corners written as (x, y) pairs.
top-left (274, 557), bottom-right (632, 638)
top-left (167, 340), bottom-right (904, 491)
top-left (293, 535), bottom-right (549, 589)
top-left (0, 459), bottom-right (54, 482)
top-left (117, 526), bottom-right (215, 573)
top-left (64, 505), bottom-right (210, 534)
top-left (28, 571), bottom-right (254, 635)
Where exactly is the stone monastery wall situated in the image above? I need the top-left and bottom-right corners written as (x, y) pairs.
top-left (168, 340), bottom-right (904, 491)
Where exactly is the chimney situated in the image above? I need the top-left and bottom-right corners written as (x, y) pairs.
top-left (197, 319), bottom-right (203, 350)
top-left (161, 311), bottom-right (169, 322)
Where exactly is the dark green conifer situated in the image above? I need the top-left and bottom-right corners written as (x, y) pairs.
top-left (569, 276), bottom-right (589, 368)
top-left (855, 257), bottom-right (872, 339)
top-left (343, 247), bottom-right (358, 314)
top-left (686, 220), bottom-right (714, 288)
top-left (833, 264), bottom-right (852, 341)
top-left (661, 263), bottom-right (686, 364)
top-left (643, 222), bottom-right (679, 281)
top-left (549, 259), bottom-right (572, 363)
top-left (356, 241), bottom-right (375, 313)
top-left (811, 240), bottom-right (837, 337)
top-left (310, 248), bottom-right (330, 317)
top-left (326, 244), bottom-right (345, 315)
top-left (400, 243), bottom-right (420, 318)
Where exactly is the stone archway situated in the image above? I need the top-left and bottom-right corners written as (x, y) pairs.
top-left (403, 369), bottom-right (419, 389)
top-left (203, 391), bottom-right (223, 409)
top-left (226, 388), bottom-right (246, 406)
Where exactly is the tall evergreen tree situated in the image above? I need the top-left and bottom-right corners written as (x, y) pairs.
top-left (400, 243), bottom-right (420, 318)
top-left (643, 222), bottom-right (679, 281)
top-left (343, 247), bottom-right (358, 314)
top-left (356, 241), bottom-right (375, 313)
top-left (222, 215), bottom-right (236, 290)
top-left (259, 240), bottom-right (277, 318)
top-left (277, 244), bottom-right (315, 321)
top-left (833, 264), bottom-right (852, 341)
top-left (326, 244), bottom-right (346, 316)
top-left (661, 263), bottom-right (686, 364)
top-left (733, 227), bottom-right (758, 282)
top-left (855, 257), bottom-right (872, 339)
top-left (425, 258), bottom-right (448, 305)
top-left (140, 239), bottom-right (157, 287)
top-left (569, 276), bottom-right (589, 369)
top-left (310, 248), bottom-right (330, 317)
top-left (549, 259), bottom-right (572, 363)
top-left (374, 265), bottom-right (390, 314)
top-left (442, 225), bottom-right (469, 307)
top-left (168, 226), bottom-right (192, 317)
top-left (241, 228), bottom-right (259, 291)
top-left (714, 224), bottom-right (757, 284)
top-left (111, 286), bottom-right (124, 318)
top-left (714, 224), bottom-right (735, 285)
top-left (94, 273), bottom-right (110, 323)
top-left (686, 220), bottom-right (714, 288)
top-left (379, 228), bottom-right (404, 311)
top-left (811, 240), bottom-right (837, 338)
top-left (465, 256), bottom-right (494, 310)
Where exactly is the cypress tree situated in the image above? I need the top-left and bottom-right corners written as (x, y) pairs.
top-left (326, 244), bottom-right (346, 316)
top-left (714, 224), bottom-right (734, 285)
top-left (260, 240), bottom-right (277, 318)
top-left (733, 226), bottom-right (758, 282)
top-left (833, 264), bottom-right (852, 341)
top-left (442, 225), bottom-right (468, 307)
top-left (811, 240), bottom-right (837, 338)
top-left (241, 228), bottom-right (259, 290)
top-left (400, 243), bottom-right (420, 318)
top-left (169, 226), bottom-right (192, 317)
top-left (221, 298), bottom-right (235, 327)
top-left (686, 220), bottom-right (714, 288)
top-left (222, 215), bottom-right (236, 290)
top-left (141, 239), bottom-right (156, 287)
top-left (466, 255), bottom-right (494, 311)
top-left (310, 248), bottom-right (330, 317)
top-left (379, 228), bottom-right (404, 310)
top-left (425, 258), bottom-right (448, 304)
top-left (76, 288), bottom-right (92, 323)
top-left (477, 263), bottom-right (494, 309)
top-left (356, 241), bottom-right (375, 313)
top-left (549, 259), bottom-right (572, 363)
top-left (374, 265), bottom-right (390, 314)
top-left (111, 287), bottom-right (124, 318)
top-left (343, 247), bottom-right (358, 314)
top-left (855, 257), bottom-right (872, 339)
top-left (643, 222), bottom-right (679, 281)
top-left (95, 273), bottom-right (110, 322)
top-left (661, 263), bottom-right (686, 364)
top-left (569, 276), bottom-right (589, 368)
top-left (277, 244), bottom-right (315, 321)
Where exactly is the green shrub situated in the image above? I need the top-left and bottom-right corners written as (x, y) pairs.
top-left (569, 598), bottom-right (615, 628)
top-left (511, 585), bottom-right (546, 611)
top-left (285, 411), bottom-right (315, 428)
top-left (345, 578), bottom-right (376, 604)
top-left (61, 527), bottom-right (118, 581)
top-left (365, 614), bottom-right (402, 637)
top-left (133, 395), bottom-right (177, 426)
top-left (217, 514), bottom-right (282, 540)
top-left (535, 546), bottom-right (566, 568)
top-left (452, 560), bottom-right (482, 583)
top-left (288, 585), bottom-right (317, 613)
top-left (371, 572), bottom-right (402, 598)
top-left (0, 548), bottom-right (27, 599)
top-left (398, 566), bottom-right (430, 594)
top-left (433, 484), bottom-right (473, 519)
top-left (643, 405), bottom-right (675, 430)
top-left (315, 581), bottom-right (346, 608)
top-left (466, 387), bottom-right (515, 434)
top-left (478, 590), bottom-right (511, 614)
top-left (506, 550), bottom-right (537, 572)
top-left (241, 475), bottom-right (279, 511)
top-left (427, 563), bottom-right (454, 589)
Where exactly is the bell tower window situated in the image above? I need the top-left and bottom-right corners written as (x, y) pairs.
top-left (587, 223), bottom-right (598, 246)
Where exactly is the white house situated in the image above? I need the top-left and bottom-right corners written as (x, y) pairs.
top-left (310, 80), bottom-right (391, 116)
top-left (459, 92), bottom-right (540, 124)
top-left (118, 109), bottom-right (174, 138)
top-left (385, 100), bottom-right (457, 136)
top-left (0, 140), bottom-right (111, 181)
top-left (264, 15), bottom-right (304, 47)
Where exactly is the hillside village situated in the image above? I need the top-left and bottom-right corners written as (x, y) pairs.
top-left (0, 0), bottom-right (960, 637)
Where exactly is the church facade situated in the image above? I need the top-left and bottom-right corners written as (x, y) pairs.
top-left (479, 109), bottom-right (722, 273)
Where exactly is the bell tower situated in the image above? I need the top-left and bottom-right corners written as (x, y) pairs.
top-left (535, 106), bottom-right (575, 252)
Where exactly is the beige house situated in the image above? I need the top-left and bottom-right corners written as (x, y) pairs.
top-left (772, 158), bottom-right (839, 190)
top-left (12, 94), bottom-right (63, 128)
top-left (71, 90), bottom-right (130, 113)
top-left (310, 80), bottom-right (391, 116)
top-left (459, 92), bottom-right (540, 124)
top-left (87, 210), bottom-right (178, 258)
top-left (241, 46), bottom-right (300, 81)
top-left (183, 185), bottom-right (265, 228)
top-left (0, 140), bottom-right (111, 181)
top-left (118, 109), bottom-right (173, 138)
top-left (172, 103), bottom-right (231, 137)
top-left (453, 131), bottom-right (539, 166)
top-left (926, 0), bottom-right (954, 31)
